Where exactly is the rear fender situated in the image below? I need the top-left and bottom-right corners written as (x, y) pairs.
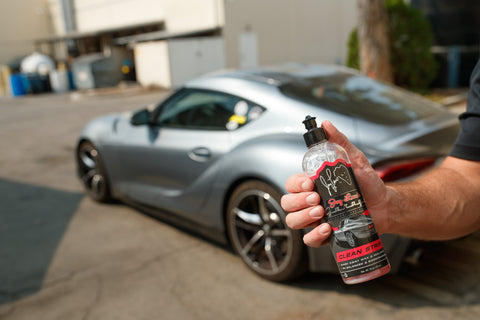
top-left (199, 133), bottom-right (305, 233)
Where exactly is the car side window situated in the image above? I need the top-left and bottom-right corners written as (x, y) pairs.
top-left (155, 89), bottom-right (265, 131)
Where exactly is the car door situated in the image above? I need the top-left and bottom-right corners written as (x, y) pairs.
top-left (117, 88), bottom-right (243, 215)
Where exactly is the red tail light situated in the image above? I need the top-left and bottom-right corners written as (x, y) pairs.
top-left (374, 158), bottom-right (436, 182)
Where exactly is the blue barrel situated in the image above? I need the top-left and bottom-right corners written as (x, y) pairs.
top-left (9, 74), bottom-right (29, 97)
top-left (68, 71), bottom-right (75, 90)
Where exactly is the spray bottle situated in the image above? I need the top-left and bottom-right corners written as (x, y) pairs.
top-left (302, 115), bottom-right (390, 284)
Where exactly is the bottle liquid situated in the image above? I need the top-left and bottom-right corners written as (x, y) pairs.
top-left (302, 115), bottom-right (390, 284)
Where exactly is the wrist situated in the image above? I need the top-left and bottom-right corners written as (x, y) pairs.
top-left (373, 184), bottom-right (403, 235)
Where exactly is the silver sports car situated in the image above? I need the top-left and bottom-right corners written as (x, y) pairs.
top-left (333, 215), bottom-right (376, 248)
top-left (76, 64), bottom-right (459, 282)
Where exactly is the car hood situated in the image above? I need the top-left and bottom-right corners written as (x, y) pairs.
top-left (355, 111), bottom-right (460, 163)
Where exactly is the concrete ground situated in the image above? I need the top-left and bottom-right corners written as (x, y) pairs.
top-left (0, 88), bottom-right (479, 320)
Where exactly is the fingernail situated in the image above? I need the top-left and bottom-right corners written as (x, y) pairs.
top-left (318, 224), bottom-right (330, 235)
top-left (309, 206), bottom-right (322, 218)
top-left (301, 179), bottom-right (312, 190)
top-left (306, 193), bottom-right (318, 205)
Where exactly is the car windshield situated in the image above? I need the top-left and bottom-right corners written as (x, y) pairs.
top-left (279, 72), bottom-right (442, 125)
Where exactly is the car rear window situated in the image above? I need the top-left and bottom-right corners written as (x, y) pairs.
top-left (279, 72), bottom-right (443, 125)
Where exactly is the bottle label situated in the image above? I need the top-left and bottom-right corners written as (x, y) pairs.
top-left (310, 159), bottom-right (389, 278)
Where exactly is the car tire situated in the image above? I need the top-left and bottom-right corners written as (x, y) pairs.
top-left (77, 141), bottom-right (112, 202)
top-left (345, 231), bottom-right (358, 247)
top-left (226, 180), bottom-right (307, 282)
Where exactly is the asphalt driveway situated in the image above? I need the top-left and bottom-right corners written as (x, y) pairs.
top-left (0, 88), bottom-right (479, 320)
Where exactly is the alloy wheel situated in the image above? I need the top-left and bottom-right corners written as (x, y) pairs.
top-left (227, 181), bottom-right (306, 281)
top-left (77, 142), bottom-right (110, 202)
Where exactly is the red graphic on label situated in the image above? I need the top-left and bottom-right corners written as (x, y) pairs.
top-left (336, 239), bottom-right (384, 262)
top-left (309, 159), bottom-right (351, 181)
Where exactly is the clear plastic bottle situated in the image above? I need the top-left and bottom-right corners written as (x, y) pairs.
top-left (302, 116), bottom-right (390, 284)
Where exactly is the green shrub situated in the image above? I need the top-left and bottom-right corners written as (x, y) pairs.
top-left (346, 0), bottom-right (437, 92)
top-left (346, 29), bottom-right (360, 71)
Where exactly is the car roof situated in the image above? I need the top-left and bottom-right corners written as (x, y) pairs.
top-left (185, 63), bottom-right (357, 88)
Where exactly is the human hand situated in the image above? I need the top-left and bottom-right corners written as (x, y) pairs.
top-left (281, 121), bottom-right (390, 247)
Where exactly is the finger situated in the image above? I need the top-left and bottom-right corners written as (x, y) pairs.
top-left (285, 173), bottom-right (314, 193)
top-left (303, 223), bottom-right (332, 248)
top-left (281, 191), bottom-right (320, 212)
top-left (285, 205), bottom-right (324, 230)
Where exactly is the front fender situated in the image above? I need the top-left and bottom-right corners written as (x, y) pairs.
top-left (77, 114), bottom-right (120, 147)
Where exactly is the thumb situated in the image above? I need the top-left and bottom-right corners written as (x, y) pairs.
top-left (321, 120), bottom-right (363, 161)
top-left (321, 120), bottom-right (372, 172)
top-left (321, 120), bottom-right (386, 207)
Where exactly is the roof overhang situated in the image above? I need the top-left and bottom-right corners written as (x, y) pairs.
top-left (112, 27), bottom-right (221, 46)
top-left (34, 20), bottom-right (165, 44)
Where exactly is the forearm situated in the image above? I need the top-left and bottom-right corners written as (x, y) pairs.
top-left (384, 157), bottom-right (480, 240)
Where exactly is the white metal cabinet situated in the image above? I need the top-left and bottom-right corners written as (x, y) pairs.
top-left (135, 37), bottom-right (225, 88)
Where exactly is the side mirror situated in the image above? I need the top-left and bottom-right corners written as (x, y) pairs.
top-left (130, 108), bottom-right (152, 126)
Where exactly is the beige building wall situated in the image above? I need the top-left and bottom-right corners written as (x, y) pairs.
top-left (0, 0), bottom-right (52, 65)
top-left (46, 0), bottom-right (67, 36)
top-left (160, 0), bottom-right (224, 32)
top-left (0, 0), bottom-right (357, 79)
top-left (223, 0), bottom-right (357, 68)
top-left (74, 0), bottom-right (224, 33)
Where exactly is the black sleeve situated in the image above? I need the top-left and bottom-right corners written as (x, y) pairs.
top-left (450, 59), bottom-right (480, 161)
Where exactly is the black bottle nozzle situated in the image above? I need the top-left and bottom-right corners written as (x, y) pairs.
top-left (303, 115), bottom-right (327, 147)
top-left (303, 115), bottom-right (317, 130)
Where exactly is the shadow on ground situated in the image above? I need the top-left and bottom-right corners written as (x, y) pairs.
top-left (132, 196), bottom-right (480, 310)
top-left (123, 195), bottom-right (480, 310)
top-left (290, 232), bottom-right (480, 309)
top-left (0, 179), bottom-right (83, 305)
top-left (2, 175), bottom-right (479, 312)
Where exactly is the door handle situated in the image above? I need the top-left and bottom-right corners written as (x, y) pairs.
top-left (189, 147), bottom-right (211, 162)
